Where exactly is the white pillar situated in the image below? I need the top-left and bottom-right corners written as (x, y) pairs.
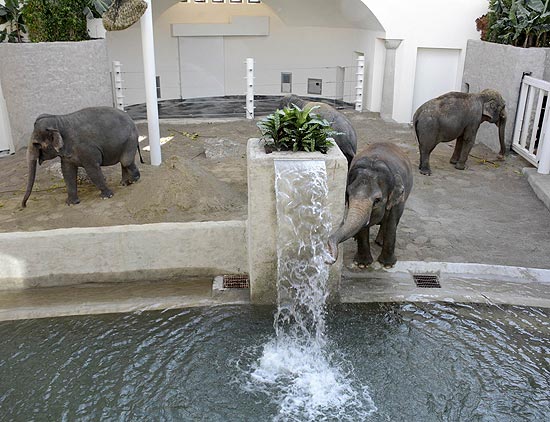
top-left (140, 0), bottom-right (161, 166)
top-left (246, 58), bottom-right (254, 120)
top-left (0, 80), bottom-right (14, 155)
top-left (355, 55), bottom-right (365, 112)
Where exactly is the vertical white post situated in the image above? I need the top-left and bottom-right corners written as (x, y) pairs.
top-left (537, 113), bottom-right (550, 174)
top-left (111, 61), bottom-right (125, 111)
top-left (140, 0), bottom-right (161, 166)
top-left (355, 55), bottom-right (365, 112)
top-left (246, 58), bottom-right (254, 120)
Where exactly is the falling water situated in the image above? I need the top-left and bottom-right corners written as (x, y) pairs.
top-left (246, 160), bottom-right (377, 421)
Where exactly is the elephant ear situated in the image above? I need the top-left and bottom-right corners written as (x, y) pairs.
top-left (387, 173), bottom-right (405, 210)
top-left (482, 99), bottom-right (499, 121)
top-left (47, 128), bottom-right (64, 152)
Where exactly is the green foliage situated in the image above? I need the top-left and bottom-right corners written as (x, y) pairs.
top-left (0, 0), bottom-right (27, 43)
top-left (24, 0), bottom-right (90, 42)
top-left (257, 105), bottom-right (337, 154)
top-left (480, 0), bottom-right (550, 47)
top-left (83, 0), bottom-right (112, 19)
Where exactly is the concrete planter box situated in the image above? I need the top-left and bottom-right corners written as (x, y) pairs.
top-left (0, 40), bottom-right (112, 151)
top-left (246, 138), bottom-right (347, 304)
top-left (463, 40), bottom-right (550, 152)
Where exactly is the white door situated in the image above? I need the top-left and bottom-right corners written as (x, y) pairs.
top-left (178, 36), bottom-right (225, 99)
top-left (412, 48), bottom-right (460, 116)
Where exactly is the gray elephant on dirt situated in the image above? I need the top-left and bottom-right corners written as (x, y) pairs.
top-left (279, 94), bottom-right (357, 166)
top-left (413, 89), bottom-right (507, 175)
top-left (22, 107), bottom-right (143, 207)
top-left (326, 142), bottom-right (413, 268)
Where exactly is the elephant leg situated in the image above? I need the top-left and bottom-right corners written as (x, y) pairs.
top-left (377, 209), bottom-right (403, 268)
top-left (375, 223), bottom-right (384, 246)
top-left (120, 163), bottom-right (140, 186)
top-left (455, 136), bottom-right (475, 170)
top-left (450, 136), bottom-right (464, 164)
top-left (418, 138), bottom-right (437, 176)
top-left (82, 162), bottom-right (113, 199)
top-left (61, 160), bottom-right (80, 205)
top-left (354, 227), bottom-right (373, 268)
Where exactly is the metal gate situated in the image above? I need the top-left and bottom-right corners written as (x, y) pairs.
top-left (512, 75), bottom-right (550, 174)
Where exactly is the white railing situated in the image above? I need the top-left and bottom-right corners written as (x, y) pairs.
top-left (512, 75), bottom-right (550, 174)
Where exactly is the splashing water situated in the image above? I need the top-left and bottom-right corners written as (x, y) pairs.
top-left (245, 160), bottom-right (377, 421)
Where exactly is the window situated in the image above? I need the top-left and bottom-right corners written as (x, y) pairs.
top-left (281, 72), bottom-right (292, 93)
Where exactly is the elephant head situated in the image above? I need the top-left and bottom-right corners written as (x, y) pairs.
top-left (279, 94), bottom-right (306, 110)
top-left (326, 159), bottom-right (405, 263)
top-left (22, 116), bottom-right (64, 207)
top-left (480, 89), bottom-right (507, 158)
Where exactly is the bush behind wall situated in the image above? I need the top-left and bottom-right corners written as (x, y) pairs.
top-left (24, 0), bottom-right (89, 42)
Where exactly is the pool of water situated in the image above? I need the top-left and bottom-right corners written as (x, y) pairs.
top-left (1, 302), bottom-right (548, 421)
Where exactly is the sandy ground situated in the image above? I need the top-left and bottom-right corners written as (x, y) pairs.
top-left (1, 111), bottom-right (549, 269)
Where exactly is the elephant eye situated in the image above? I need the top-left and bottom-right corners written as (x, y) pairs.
top-left (373, 197), bottom-right (382, 205)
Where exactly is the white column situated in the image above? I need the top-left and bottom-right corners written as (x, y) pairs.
top-left (380, 39), bottom-right (403, 121)
top-left (0, 80), bottom-right (14, 155)
top-left (140, 0), bottom-right (161, 166)
top-left (246, 58), bottom-right (254, 120)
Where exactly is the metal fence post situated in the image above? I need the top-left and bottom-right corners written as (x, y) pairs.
top-left (111, 61), bottom-right (124, 111)
top-left (355, 55), bottom-right (365, 112)
top-left (246, 58), bottom-right (254, 119)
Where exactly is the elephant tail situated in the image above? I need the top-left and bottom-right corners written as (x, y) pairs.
top-left (137, 143), bottom-right (144, 164)
top-left (412, 115), bottom-right (420, 146)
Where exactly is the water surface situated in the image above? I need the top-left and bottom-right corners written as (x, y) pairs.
top-left (0, 303), bottom-right (548, 421)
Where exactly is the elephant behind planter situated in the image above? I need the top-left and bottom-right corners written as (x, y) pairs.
top-left (413, 89), bottom-right (507, 175)
top-left (279, 94), bottom-right (357, 167)
top-left (326, 142), bottom-right (413, 268)
top-left (22, 107), bottom-right (143, 207)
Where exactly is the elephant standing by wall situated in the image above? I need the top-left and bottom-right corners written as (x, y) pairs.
top-left (326, 142), bottom-right (413, 268)
top-left (22, 107), bottom-right (143, 207)
top-left (413, 89), bottom-right (507, 175)
top-left (279, 94), bottom-right (357, 166)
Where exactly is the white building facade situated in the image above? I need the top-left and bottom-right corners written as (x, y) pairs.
top-left (104, 0), bottom-right (487, 123)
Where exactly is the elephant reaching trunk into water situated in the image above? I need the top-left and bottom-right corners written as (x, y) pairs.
top-left (413, 89), bottom-right (507, 175)
top-left (326, 142), bottom-right (413, 268)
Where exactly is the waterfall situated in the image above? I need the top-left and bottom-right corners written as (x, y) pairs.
top-left (245, 159), bottom-right (376, 421)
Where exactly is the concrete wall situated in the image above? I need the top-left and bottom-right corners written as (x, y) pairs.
top-left (247, 138), bottom-right (347, 304)
top-left (462, 40), bottom-right (550, 152)
top-left (0, 40), bottom-right (113, 151)
top-left (0, 221), bottom-right (248, 290)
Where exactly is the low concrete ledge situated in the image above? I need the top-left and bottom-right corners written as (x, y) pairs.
top-left (523, 167), bottom-right (550, 211)
top-left (342, 261), bottom-right (550, 309)
top-left (0, 221), bottom-right (248, 290)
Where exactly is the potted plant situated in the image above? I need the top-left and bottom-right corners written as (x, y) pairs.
top-left (257, 104), bottom-right (337, 153)
top-left (247, 104), bottom-right (347, 304)
top-left (84, 0), bottom-right (111, 39)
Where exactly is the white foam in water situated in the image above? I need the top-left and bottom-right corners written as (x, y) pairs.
top-left (245, 160), bottom-right (377, 421)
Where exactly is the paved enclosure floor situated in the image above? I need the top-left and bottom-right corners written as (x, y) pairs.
top-left (1, 107), bottom-right (549, 270)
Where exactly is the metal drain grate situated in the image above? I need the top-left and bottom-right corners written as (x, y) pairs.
top-left (223, 274), bottom-right (250, 289)
top-left (413, 274), bottom-right (441, 288)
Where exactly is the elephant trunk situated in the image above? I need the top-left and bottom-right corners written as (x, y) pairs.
top-left (326, 198), bottom-right (373, 264)
top-left (497, 110), bottom-right (507, 159)
top-left (21, 143), bottom-right (39, 208)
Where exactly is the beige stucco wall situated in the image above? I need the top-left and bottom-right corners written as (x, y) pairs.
top-left (0, 40), bottom-right (112, 151)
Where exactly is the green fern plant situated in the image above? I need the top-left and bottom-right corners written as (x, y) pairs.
top-left (257, 105), bottom-right (337, 153)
